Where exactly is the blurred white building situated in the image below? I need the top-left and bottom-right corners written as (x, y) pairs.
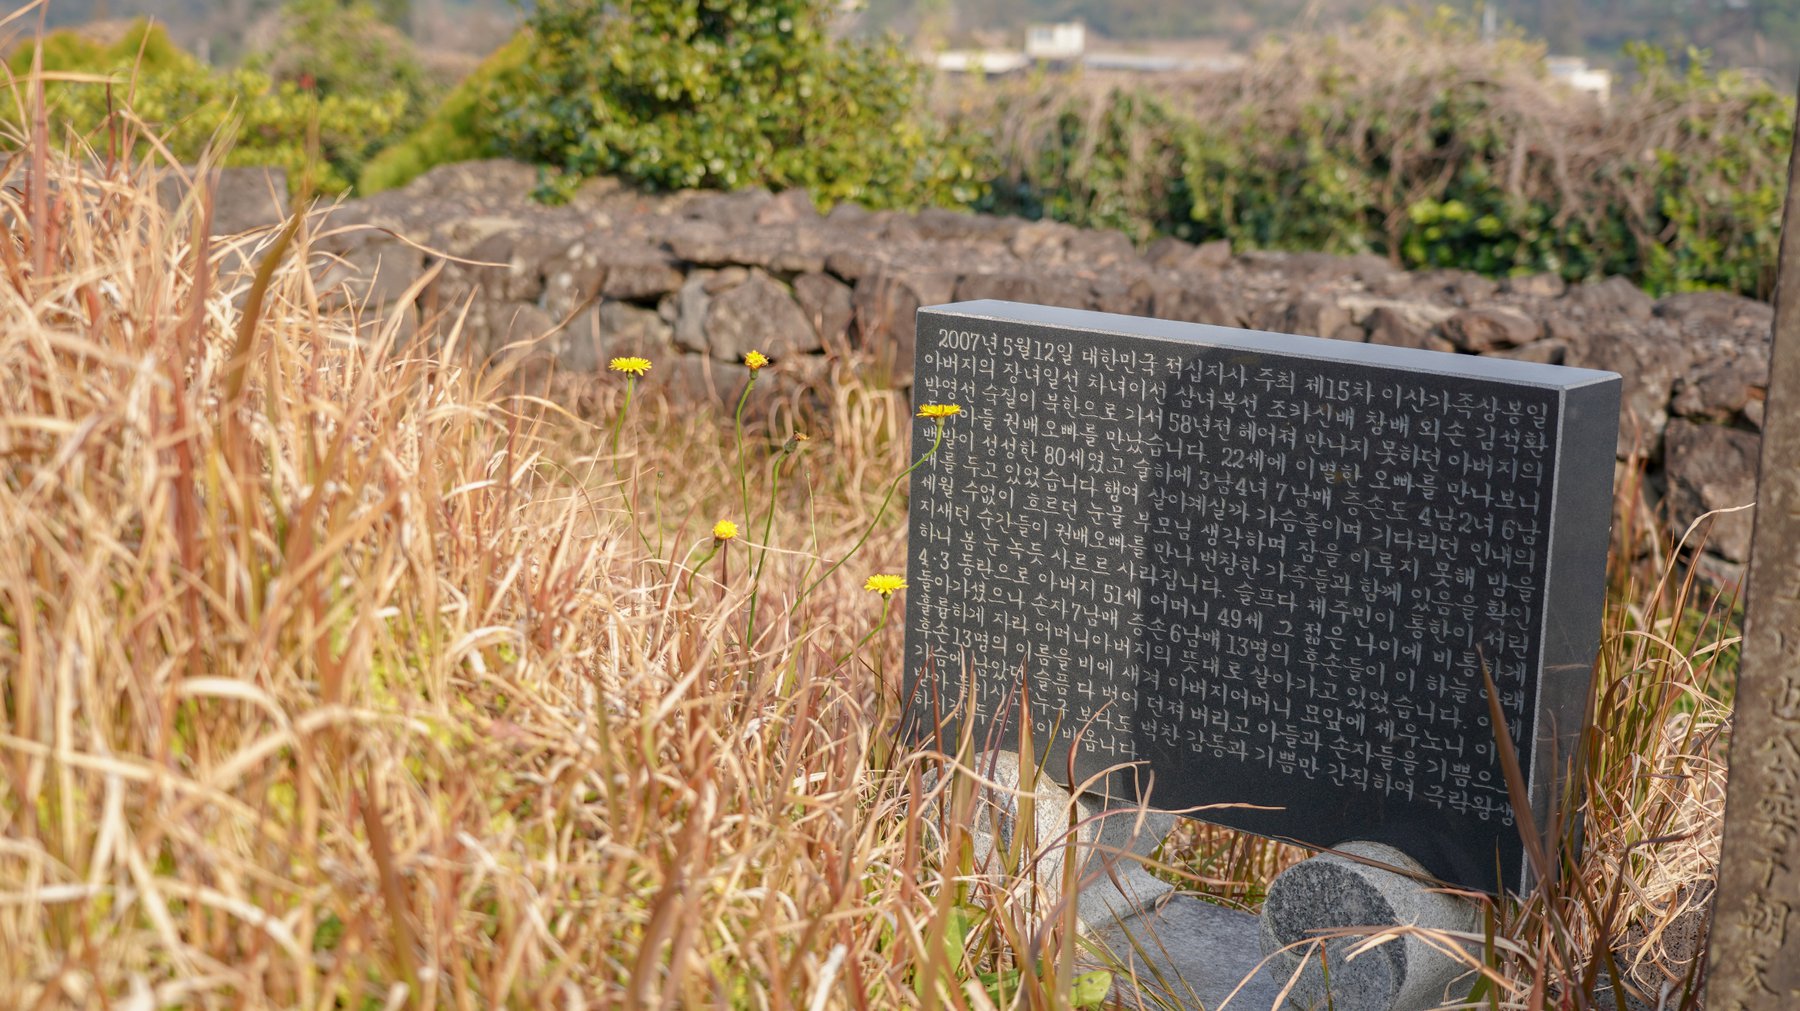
top-left (1025, 22), bottom-right (1086, 61)
top-left (933, 49), bottom-right (1032, 75)
top-left (935, 21), bottom-right (1245, 77)
top-left (1546, 56), bottom-right (1613, 105)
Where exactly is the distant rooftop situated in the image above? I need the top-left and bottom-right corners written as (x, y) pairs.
top-left (934, 21), bottom-right (1248, 77)
top-left (1546, 56), bottom-right (1612, 105)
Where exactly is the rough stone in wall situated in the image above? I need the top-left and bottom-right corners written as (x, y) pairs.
top-left (267, 160), bottom-right (1771, 573)
top-left (1663, 420), bottom-right (1762, 563)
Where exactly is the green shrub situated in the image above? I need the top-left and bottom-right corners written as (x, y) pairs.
top-left (6, 19), bottom-right (191, 76)
top-left (972, 13), bottom-right (1793, 297)
top-left (1618, 43), bottom-right (1790, 296)
top-left (358, 30), bottom-right (534, 193)
top-left (253, 0), bottom-right (438, 134)
top-left (490, 0), bottom-right (986, 208)
top-left (5, 19), bottom-right (409, 193)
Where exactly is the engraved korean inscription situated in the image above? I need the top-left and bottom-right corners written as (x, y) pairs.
top-left (903, 301), bottom-right (1620, 894)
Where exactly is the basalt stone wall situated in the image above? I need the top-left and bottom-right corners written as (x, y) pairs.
top-left (231, 161), bottom-right (1769, 575)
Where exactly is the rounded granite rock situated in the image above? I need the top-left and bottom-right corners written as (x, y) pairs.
top-left (1260, 841), bottom-right (1480, 1011)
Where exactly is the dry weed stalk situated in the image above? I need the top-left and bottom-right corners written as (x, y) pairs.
top-left (0, 132), bottom-right (976, 1007)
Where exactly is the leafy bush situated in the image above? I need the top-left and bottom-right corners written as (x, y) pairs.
top-left (5, 19), bottom-right (412, 193)
top-left (971, 13), bottom-right (1793, 297)
top-left (6, 18), bottom-right (193, 75)
top-left (358, 30), bottom-right (533, 192)
top-left (490, 0), bottom-right (986, 208)
top-left (253, 0), bottom-right (439, 133)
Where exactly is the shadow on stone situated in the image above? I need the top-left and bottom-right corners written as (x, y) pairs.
top-left (1088, 895), bottom-right (1289, 1010)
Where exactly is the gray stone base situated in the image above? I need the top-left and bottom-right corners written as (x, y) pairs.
top-left (1260, 841), bottom-right (1482, 1011)
top-left (958, 752), bottom-right (1487, 1011)
top-left (1087, 895), bottom-right (1288, 1009)
top-left (957, 750), bottom-right (1177, 930)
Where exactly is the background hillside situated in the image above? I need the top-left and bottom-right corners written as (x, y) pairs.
top-left (863, 0), bottom-right (1791, 79)
top-left (9, 2), bottom-right (1790, 298)
top-left (27, 0), bottom-right (1800, 80)
top-left (35, 0), bottom-right (516, 63)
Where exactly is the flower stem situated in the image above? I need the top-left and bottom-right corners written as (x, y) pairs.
top-left (792, 418), bottom-right (944, 617)
top-left (744, 440), bottom-right (798, 649)
top-left (734, 374), bottom-right (757, 538)
top-left (609, 376), bottom-right (636, 478)
top-left (606, 376), bottom-right (657, 557)
top-left (688, 541), bottom-right (721, 597)
top-left (839, 593), bottom-right (896, 666)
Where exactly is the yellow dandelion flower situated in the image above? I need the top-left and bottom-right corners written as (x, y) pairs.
top-left (916, 404), bottom-right (963, 419)
top-left (609, 356), bottom-right (652, 377)
top-left (744, 350), bottom-right (770, 371)
top-left (864, 574), bottom-right (908, 597)
top-left (712, 520), bottom-right (740, 541)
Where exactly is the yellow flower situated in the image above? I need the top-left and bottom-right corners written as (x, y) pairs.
top-left (744, 350), bottom-right (770, 371)
top-left (864, 574), bottom-right (908, 597)
top-left (712, 520), bottom-right (740, 541)
top-left (916, 404), bottom-right (963, 419)
top-left (609, 357), bottom-right (652, 377)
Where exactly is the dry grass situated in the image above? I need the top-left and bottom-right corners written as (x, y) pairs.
top-left (0, 136), bottom-right (922, 1006)
top-left (0, 89), bottom-right (1124, 1006)
top-left (0, 81), bottom-right (1739, 1010)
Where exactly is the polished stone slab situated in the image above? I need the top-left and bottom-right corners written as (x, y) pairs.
top-left (903, 300), bottom-right (1620, 894)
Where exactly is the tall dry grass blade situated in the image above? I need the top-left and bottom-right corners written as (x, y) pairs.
top-left (221, 206), bottom-right (304, 410)
top-left (1480, 660), bottom-right (1593, 1009)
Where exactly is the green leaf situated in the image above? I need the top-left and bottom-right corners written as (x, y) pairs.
top-left (942, 903), bottom-right (978, 975)
top-left (1071, 969), bottom-right (1114, 1006)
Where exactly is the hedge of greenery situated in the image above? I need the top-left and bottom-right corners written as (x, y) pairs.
top-left (358, 0), bottom-right (987, 209)
top-left (11, 8), bottom-right (1790, 297)
top-left (970, 17), bottom-right (1792, 297)
top-left (251, 0), bottom-right (438, 136)
top-left (364, 9), bottom-right (1786, 296)
top-left (5, 11), bottom-right (428, 192)
top-left (358, 31), bottom-right (534, 193)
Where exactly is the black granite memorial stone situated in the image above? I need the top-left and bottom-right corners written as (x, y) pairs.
top-left (902, 301), bottom-right (1621, 895)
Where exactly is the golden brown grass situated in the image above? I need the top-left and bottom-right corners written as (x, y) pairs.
top-left (0, 84), bottom-right (1738, 1010)
top-left (0, 101), bottom-right (1123, 1006)
top-left (0, 138), bottom-right (917, 1006)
